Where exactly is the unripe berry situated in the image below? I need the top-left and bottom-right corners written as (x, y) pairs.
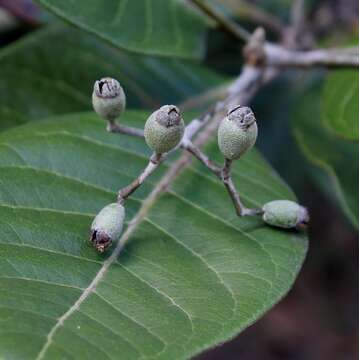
top-left (218, 105), bottom-right (258, 160)
top-left (262, 200), bottom-right (309, 230)
top-left (90, 203), bottom-right (125, 253)
top-left (92, 77), bottom-right (126, 121)
top-left (144, 105), bottom-right (185, 154)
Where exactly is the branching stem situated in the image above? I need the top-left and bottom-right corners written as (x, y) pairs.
top-left (108, 18), bottom-right (359, 221)
top-left (184, 142), bottom-right (260, 216)
top-left (189, 0), bottom-right (359, 69)
top-left (183, 140), bottom-right (222, 176)
top-left (113, 63), bottom-right (265, 216)
top-left (118, 153), bottom-right (163, 201)
top-left (221, 158), bottom-right (261, 216)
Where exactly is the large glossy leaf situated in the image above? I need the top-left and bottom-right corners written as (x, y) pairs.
top-left (0, 110), bottom-right (307, 359)
top-left (293, 82), bottom-right (359, 230)
top-left (323, 69), bottom-right (359, 140)
top-left (0, 25), bottom-right (227, 131)
top-left (34, 0), bottom-right (209, 59)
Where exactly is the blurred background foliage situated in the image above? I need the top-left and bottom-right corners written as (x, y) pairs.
top-left (0, 0), bottom-right (359, 359)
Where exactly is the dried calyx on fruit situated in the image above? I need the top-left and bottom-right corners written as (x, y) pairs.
top-left (144, 105), bottom-right (185, 154)
top-left (90, 202), bottom-right (125, 253)
top-left (262, 200), bottom-right (309, 230)
top-left (92, 77), bottom-right (126, 122)
top-left (218, 105), bottom-right (258, 160)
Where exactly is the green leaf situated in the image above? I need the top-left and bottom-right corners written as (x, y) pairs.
top-left (323, 69), bottom-right (359, 140)
top-left (293, 81), bottom-right (359, 230)
top-left (0, 25), bottom-right (227, 131)
top-left (34, 0), bottom-right (209, 58)
top-left (0, 111), bottom-right (307, 359)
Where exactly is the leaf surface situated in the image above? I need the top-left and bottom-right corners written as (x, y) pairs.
top-left (323, 70), bottom-right (359, 140)
top-left (0, 25), bottom-right (227, 131)
top-left (34, 0), bottom-right (209, 58)
top-left (294, 82), bottom-right (359, 230)
top-left (0, 111), bottom-right (307, 359)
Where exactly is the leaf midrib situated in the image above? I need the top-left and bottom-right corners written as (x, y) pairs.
top-left (33, 117), bottom-right (238, 358)
top-left (31, 143), bottom-right (177, 358)
top-left (35, 0), bottom-right (200, 59)
top-left (0, 117), bottom-right (302, 359)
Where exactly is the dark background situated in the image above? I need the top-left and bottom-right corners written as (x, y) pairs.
top-left (199, 1), bottom-right (359, 358)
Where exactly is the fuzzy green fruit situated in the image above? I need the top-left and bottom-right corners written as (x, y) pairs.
top-left (90, 202), bottom-right (126, 253)
top-left (218, 105), bottom-right (258, 160)
top-left (262, 200), bottom-right (309, 229)
top-left (144, 105), bottom-right (185, 154)
top-left (92, 77), bottom-right (126, 121)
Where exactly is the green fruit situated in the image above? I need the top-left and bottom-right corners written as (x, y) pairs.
top-left (262, 200), bottom-right (309, 229)
top-left (218, 105), bottom-right (258, 160)
top-left (144, 105), bottom-right (185, 154)
top-left (92, 77), bottom-right (126, 121)
top-left (90, 202), bottom-right (126, 253)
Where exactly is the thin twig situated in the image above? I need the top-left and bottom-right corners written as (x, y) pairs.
top-left (106, 65), bottom-right (264, 146)
top-left (111, 59), bottom-right (269, 259)
top-left (265, 43), bottom-right (359, 68)
top-left (92, 0), bottom-right (359, 243)
top-left (290, 0), bottom-right (306, 43)
top-left (109, 23), bottom-right (359, 217)
top-left (221, 158), bottom-right (260, 216)
top-left (188, 0), bottom-right (250, 42)
top-left (183, 140), bottom-right (222, 175)
top-left (179, 64), bottom-right (268, 216)
top-left (107, 121), bottom-right (144, 138)
top-left (183, 64), bottom-right (265, 142)
top-left (114, 63), bottom-right (266, 214)
top-left (220, 0), bottom-right (285, 36)
top-left (284, 0), bottom-right (314, 50)
top-left (191, 0), bottom-right (359, 68)
top-left (118, 153), bottom-right (162, 201)
top-left (109, 26), bottom-right (359, 214)
top-left (106, 43), bottom-right (359, 145)
top-left (184, 141), bottom-right (260, 215)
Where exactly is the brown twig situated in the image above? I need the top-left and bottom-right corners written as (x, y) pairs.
top-left (188, 0), bottom-right (250, 42)
top-left (108, 20), bottom-right (359, 219)
top-left (107, 121), bottom-right (144, 138)
top-left (219, 0), bottom-right (285, 36)
top-left (184, 141), bottom-right (260, 215)
top-left (221, 158), bottom-right (261, 216)
top-left (117, 153), bottom-right (162, 201)
top-left (188, 0), bottom-right (359, 69)
top-left (265, 44), bottom-right (359, 68)
top-left (184, 140), bottom-right (222, 175)
top-left (289, 0), bottom-right (306, 46)
top-left (113, 61), bottom-right (266, 215)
